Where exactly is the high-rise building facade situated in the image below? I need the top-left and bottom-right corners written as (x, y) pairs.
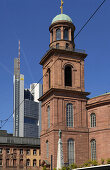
top-left (13, 58), bottom-right (24, 137)
top-left (13, 43), bottom-right (42, 138)
top-left (30, 83), bottom-right (43, 136)
top-left (24, 89), bottom-right (39, 138)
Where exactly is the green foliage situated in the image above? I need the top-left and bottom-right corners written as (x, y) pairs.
top-left (91, 160), bottom-right (98, 166)
top-left (62, 167), bottom-right (67, 170)
top-left (83, 162), bottom-right (89, 167)
top-left (43, 166), bottom-right (47, 170)
top-left (101, 158), bottom-right (104, 164)
top-left (70, 163), bottom-right (77, 169)
top-left (53, 168), bottom-right (57, 170)
top-left (83, 160), bottom-right (92, 167)
top-left (107, 158), bottom-right (110, 164)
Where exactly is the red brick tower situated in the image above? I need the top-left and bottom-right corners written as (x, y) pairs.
top-left (39, 12), bottom-right (89, 168)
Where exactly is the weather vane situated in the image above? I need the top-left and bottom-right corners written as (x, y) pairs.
top-left (60, 0), bottom-right (64, 14)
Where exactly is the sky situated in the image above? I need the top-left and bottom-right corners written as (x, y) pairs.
top-left (0, 0), bottom-right (110, 133)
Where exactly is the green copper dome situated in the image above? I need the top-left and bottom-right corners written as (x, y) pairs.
top-left (52, 14), bottom-right (72, 24)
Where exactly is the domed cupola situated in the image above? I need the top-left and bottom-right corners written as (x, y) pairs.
top-left (49, 1), bottom-right (75, 50)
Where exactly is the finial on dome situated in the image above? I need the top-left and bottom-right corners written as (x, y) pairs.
top-left (60, 0), bottom-right (64, 14)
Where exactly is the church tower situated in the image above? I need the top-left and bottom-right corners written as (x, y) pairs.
top-left (39, 3), bottom-right (89, 167)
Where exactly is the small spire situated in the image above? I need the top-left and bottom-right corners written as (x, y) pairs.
top-left (60, 0), bottom-right (64, 14)
top-left (18, 40), bottom-right (20, 72)
top-left (18, 40), bottom-right (20, 59)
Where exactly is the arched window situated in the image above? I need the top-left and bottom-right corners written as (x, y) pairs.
top-left (64, 28), bottom-right (69, 40)
top-left (66, 103), bottom-right (73, 127)
top-left (26, 159), bottom-right (30, 166)
top-left (47, 106), bottom-right (50, 128)
top-left (47, 68), bottom-right (51, 89)
top-left (56, 43), bottom-right (59, 49)
top-left (51, 30), bottom-right (53, 42)
top-left (68, 139), bottom-right (74, 165)
top-left (91, 139), bottom-right (96, 160)
top-left (33, 159), bottom-right (36, 167)
top-left (65, 66), bottom-right (72, 86)
top-left (56, 28), bottom-right (61, 40)
top-left (46, 140), bottom-right (49, 158)
top-left (90, 113), bottom-right (96, 127)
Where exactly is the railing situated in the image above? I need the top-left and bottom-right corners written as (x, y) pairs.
top-left (50, 45), bottom-right (86, 54)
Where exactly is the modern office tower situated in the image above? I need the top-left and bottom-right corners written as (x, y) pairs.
top-left (13, 42), bottom-right (42, 138)
top-left (13, 47), bottom-right (24, 137)
top-left (24, 89), bottom-right (39, 138)
top-left (30, 83), bottom-right (43, 137)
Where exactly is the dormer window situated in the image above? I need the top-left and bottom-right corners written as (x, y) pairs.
top-left (56, 28), bottom-right (61, 40)
top-left (64, 28), bottom-right (69, 40)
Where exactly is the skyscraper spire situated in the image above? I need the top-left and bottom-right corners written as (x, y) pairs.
top-left (18, 40), bottom-right (20, 72)
top-left (18, 40), bottom-right (20, 59)
top-left (60, 0), bottom-right (64, 14)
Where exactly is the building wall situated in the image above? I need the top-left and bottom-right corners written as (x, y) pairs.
top-left (24, 99), bottom-right (39, 138)
top-left (30, 83), bottom-right (43, 137)
top-left (26, 148), bottom-right (41, 167)
top-left (87, 93), bottom-right (110, 163)
top-left (42, 53), bottom-right (85, 95)
top-left (0, 146), bottom-right (40, 168)
top-left (19, 74), bottom-right (24, 137)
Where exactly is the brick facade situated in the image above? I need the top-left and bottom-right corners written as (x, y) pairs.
top-left (39, 18), bottom-right (90, 168)
top-left (87, 93), bottom-right (110, 163)
top-left (39, 14), bottom-right (110, 168)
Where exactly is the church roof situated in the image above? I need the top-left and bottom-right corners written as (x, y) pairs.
top-left (52, 14), bottom-right (72, 24)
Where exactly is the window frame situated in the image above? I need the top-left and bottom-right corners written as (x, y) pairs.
top-left (65, 65), bottom-right (72, 87)
top-left (56, 28), bottom-right (61, 40)
top-left (68, 139), bottom-right (75, 165)
top-left (47, 106), bottom-right (50, 128)
top-left (91, 139), bottom-right (96, 161)
top-left (90, 113), bottom-right (96, 128)
top-left (46, 140), bottom-right (49, 158)
top-left (26, 159), bottom-right (30, 167)
top-left (0, 148), bottom-right (2, 154)
top-left (26, 149), bottom-right (30, 155)
top-left (20, 149), bottom-right (23, 155)
top-left (0, 159), bottom-right (2, 166)
top-left (33, 149), bottom-right (36, 155)
top-left (66, 103), bottom-right (73, 127)
top-left (64, 28), bottom-right (69, 40)
top-left (33, 159), bottom-right (36, 167)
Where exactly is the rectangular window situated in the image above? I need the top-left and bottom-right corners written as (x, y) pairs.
top-left (20, 149), bottom-right (23, 155)
top-left (33, 149), bottom-right (36, 155)
top-left (13, 159), bottom-right (16, 167)
top-left (6, 148), bottom-right (10, 154)
top-left (26, 150), bottom-right (30, 155)
top-left (46, 141), bottom-right (49, 158)
top-left (39, 160), bottom-right (41, 166)
top-left (20, 159), bottom-right (23, 167)
top-left (0, 148), bottom-right (2, 154)
top-left (0, 159), bottom-right (2, 166)
top-left (56, 43), bottom-right (59, 49)
top-left (39, 149), bottom-right (41, 155)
